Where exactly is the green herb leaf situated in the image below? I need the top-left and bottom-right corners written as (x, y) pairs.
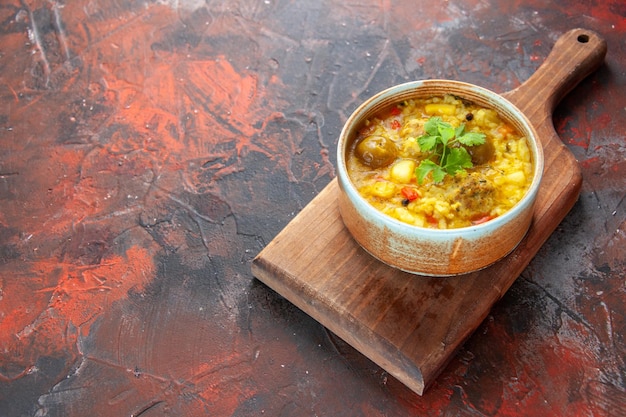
top-left (458, 131), bottom-right (486, 146)
top-left (431, 165), bottom-right (447, 183)
top-left (415, 116), bottom-right (487, 183)
top-left (416, 159), bottom-right (445, 183)
top-left (424, 117), bottom-right (442, 136)
top-left (438, 124), bottom-right (455, 144)
top-left (443, 147), bottom-right (473, 175)
top-left (417, 134), bottom-right (438, 151)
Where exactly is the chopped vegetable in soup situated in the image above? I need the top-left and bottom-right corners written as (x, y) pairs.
top-left (346, 94), bottom-right (534, 229)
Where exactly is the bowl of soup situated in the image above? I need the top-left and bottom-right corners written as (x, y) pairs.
top-left (336, 80), bottom-right (544, 276)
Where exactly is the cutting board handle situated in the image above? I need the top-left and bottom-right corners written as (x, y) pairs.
top-left (502, 28), bottom-right (607, 116)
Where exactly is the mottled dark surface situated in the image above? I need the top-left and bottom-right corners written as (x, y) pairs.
top-left (0, 0), bottom-right (624, 416)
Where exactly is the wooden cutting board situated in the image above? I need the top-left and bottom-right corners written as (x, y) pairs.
top-left (252, 29), bottom-right (607, 395)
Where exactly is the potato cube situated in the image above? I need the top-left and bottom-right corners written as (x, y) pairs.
top-left (390, 159), bottom-right (416, 183)
top-left (425, 103), bottom-right (457, 115)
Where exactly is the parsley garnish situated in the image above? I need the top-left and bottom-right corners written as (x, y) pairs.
top-left (415, 116), bottom-right (486, 183)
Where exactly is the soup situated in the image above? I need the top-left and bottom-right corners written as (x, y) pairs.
top-left (346, 94), bottom-right (534, 229)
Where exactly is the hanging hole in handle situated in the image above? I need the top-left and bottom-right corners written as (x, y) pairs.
top-left (577, 34), bottom-right (590, 43)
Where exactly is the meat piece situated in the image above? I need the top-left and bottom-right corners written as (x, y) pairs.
top-left (451, 172), bottom-right (496, 214)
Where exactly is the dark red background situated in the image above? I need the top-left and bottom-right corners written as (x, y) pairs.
top-left (1, 0), bottom-right (624, 416)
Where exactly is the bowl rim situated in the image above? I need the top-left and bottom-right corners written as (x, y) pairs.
top-left (336, 79), bottom-right (545, 237)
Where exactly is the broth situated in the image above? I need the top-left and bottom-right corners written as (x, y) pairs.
top-left (346, 94), bottom-right (534, 229)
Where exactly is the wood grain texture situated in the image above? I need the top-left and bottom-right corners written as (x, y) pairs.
top-left (252, 28), bottom-right (607, 395)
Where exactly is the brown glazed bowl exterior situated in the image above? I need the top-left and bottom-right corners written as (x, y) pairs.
top-left (336, 80), bottom-right (544, 276)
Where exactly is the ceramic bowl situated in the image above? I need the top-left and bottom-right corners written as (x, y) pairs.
top-left (336, 79), bottom-right (544, 276)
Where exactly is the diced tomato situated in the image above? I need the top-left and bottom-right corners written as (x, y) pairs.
top-left (471, 214), bottom-right (495, 225)
top-left (390, 106), bottom-right (402, 116)
top-left (498, 125), bottom-right (513, 136)
top-left (401, 186), bottom-right (420, 201)
top-left (426, 214), bottom-right (438, 225)
top-left (390, 119), bottom-right (401, 130)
